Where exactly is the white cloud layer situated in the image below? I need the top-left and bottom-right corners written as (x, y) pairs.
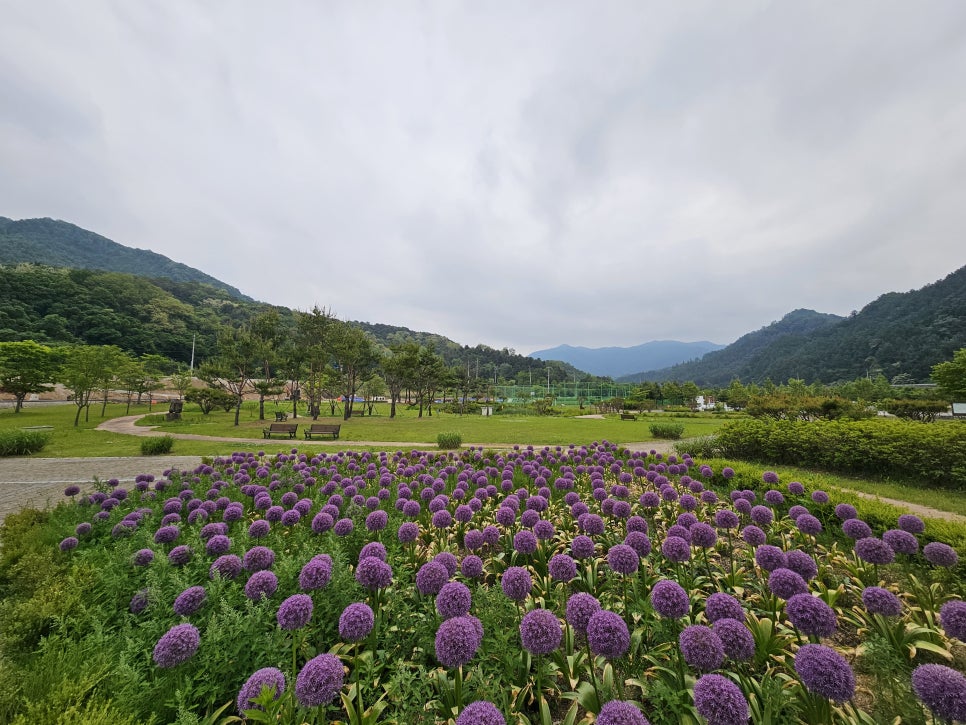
top-left (3, 1), bottom-right (965, 354)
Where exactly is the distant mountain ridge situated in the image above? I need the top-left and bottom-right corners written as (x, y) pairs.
top-left (0, 216), bottom-right (250, 300)
top-left (530, 341), bottom-right (725, 378)
top-left (629, 265), bottom-right (966, 385)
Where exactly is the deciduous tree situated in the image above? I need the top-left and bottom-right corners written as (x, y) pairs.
top-left (0, 340), bottom-right (60, 413)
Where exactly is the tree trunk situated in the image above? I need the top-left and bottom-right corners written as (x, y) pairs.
top-left (258, 394), bottom-right (266, 421)
top-left (14, 394), bottom-right (24, 413)
top-left (234, 399), bottom-right (242, 426)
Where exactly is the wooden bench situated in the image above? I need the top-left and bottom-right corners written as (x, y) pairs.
top-left (304, 423), bottom-right (341, 439)
top-left (263, 422), bottom-right (298, 439)
top-left (274, 411), bottom-right (288, 422)
top-left (620, 413), bottom-right (637, 421)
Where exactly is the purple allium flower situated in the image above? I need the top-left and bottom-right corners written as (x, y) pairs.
top-left (355, 556), bottom-right (392, 590)
top-left (501, 566), bottom-right (532, 602)
top-left (168, 545), bottom-right (193, 566)
top-left (571, 535), bottom-right (596, 559)
top-left (280, 509), bottom-right (301, 526)
top-left (667, 524), bottom-right (692, 543)
top-left (339, 602), bottom-right (375, 641)
top-left (461, 555), bottom-right (484, 579)
top-left (437, 582), bottom-right (472, 619)
top-left (640, 491), bottom-right (660, 508)
top-left (277, 593), bottom-right (313, 630)
top-left (796, 514), bottom-right (822, 536)
top-left (785, 594), bottom-right (837, 638)
top-left (359, 541), bottom-right (387, 562)
top-left (586, 609), bottom-right (630, 659)
top-left (435, 615), bottom-right (484, 668)
top-left (464, 529), bottom-right (484, 550)
top-left (768, 568), bottom-right (809, 600)
top-left (173, 586), bottom-right (207, 616)
top-left (295, 653), bottom-right (344, 707)
top-left (365, 510), bottom-right (388, 532)
top-left (334, 518), bottom-right (354, 537)
top-left (533, 519), bottom-right (556, 540)
top-left (133, 548), bottom-right (155, 566)
top-left (751, 506), bottom-right (774, 527)
top-left (794, 644), bottom-right (855, 703)
top-left (566, 593), bottom-right (602, 633)
top-left (75, 522), bottom-right (92, 536)
top-left (152, 623), bottom-right (200, 668)
top-left (244, 570), bottom-right (278, 601)
top-left (520, 608), bottom-right (563, 655)
top-left (205, 535), bottom-right (232, 557)
top-left (651, 579), bottom-right (690, 619)
top-left (788, 481), bottom-right (805, 495)
top-left (513, 530), bottom-right (538, 555)
top-left (243, 546), bottom-right (275, 572)
top-left (549, 553), bottom-right (577, 582)
top-left (679, 625), bottom-right (724, 672)
top-left (841, 518), bottom-right (872, 540)
top-left (607, 544), bottom-right (639, 575)
top-left (714, 509), bottom-right (739, 530)
top-left (202, 546), bottom-right (241, 577)
top-left (940, 599), bottom-right (966, 641)
top-left (882, 529), bottom-right (918, 555)
top-left (299, 554), bottom-right (332, 590)
top-left (734, 499), bottom-right (752, 516)
top-left (397, 521), bottom-right (419, 543)
top-left (897, 514), bottom-right (925, 534)
top-left (690, 523), bottom-right (718, 549)
top-left (834, 503), bottom-right (857, 521)
top-left (705, 593), bottom-right (744, 623)
top-left (924, 541), bottom-right (959, 567)
top-left (237, 667), bottom-right (285, 714)
top-left (417, 561), bottom-right (450, 596)
top-left (911, 664), bottom-right (966, 722)
top-left (810, 490), bottom-right (829, 504)
top-left (248, 519), bottom-right (270, 538)
top-left (755, 545), bottom-right (787, 572)
top-left (596, 700), bottom-right (650, 725)
top-left (854, 537), bottom-right (895, 565)
top-left (311, 512), bottom-right (334, 534)
top-left (786, 550), bottom-right (818, 581)
top-left (762, 471), bottom-right (779, 484)
top-left (741, 525), bottom-right (766, 547)
top-left (435, 552), bottom-right (458, 577)
top-left (693, 673), bottom-right (749, 725)
top-left (456, 700), bottom-right (506, 725)
top-left (788, 505), bottom-right (809, 521)
top-left (661, 536), bottom-right (691, 563)
top-left (861, 586), bottom-right (903, 617)
top-left (154, 525), bottom-right (180, 544)
top-left (431, 510), bottom-right (453, 529)
top-left (130, 588), bottom-right (150, 614)
top-left (713, 618), bottom-right (754, 662)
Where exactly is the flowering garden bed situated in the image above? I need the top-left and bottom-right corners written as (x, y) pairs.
top-left (2, 443), bottom-right (966, 724)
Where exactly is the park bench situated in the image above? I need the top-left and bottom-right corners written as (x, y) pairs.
top-left (620, 413), bottom-right (637, 421)
top-left (263, 422), bottom-right (298, 439)
top-left (274, 411), bottom-right (288, 422)
top-left (304, 423), bottom-right (341, 439)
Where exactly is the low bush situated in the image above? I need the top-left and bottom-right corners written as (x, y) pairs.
top-left (0, 430), bottom-right (50, 456)
top-left (649, 422), bottom-right (685, 439)
top-left (139, 435), bottom-right (174, 455)
top-left (436, 431), bottom-right (462, 449)
top-left (714, 418), bottom-right (966, 488)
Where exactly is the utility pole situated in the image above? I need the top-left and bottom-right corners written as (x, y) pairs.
top-left (189, 334), bottom-right (196, 372)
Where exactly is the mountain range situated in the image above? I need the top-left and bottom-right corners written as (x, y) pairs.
top-left (2, 215), bottom-right (964, 386)
top-left (529, 341), bottom-right (725, 378)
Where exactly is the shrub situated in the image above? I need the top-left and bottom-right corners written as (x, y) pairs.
top-left (140, 435), bottom-right (174, 456)
top-left (0, 430), bottom-right (50, 457)
top-left (436, 432), bottom-right (462, 450)
top-left (649, 422), bottom-right (685, 439)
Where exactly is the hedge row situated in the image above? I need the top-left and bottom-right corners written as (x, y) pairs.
top-left (713, 418), bottom-right (966, 489)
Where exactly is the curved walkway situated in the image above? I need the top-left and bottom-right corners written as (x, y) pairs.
top-left (1, 416), bottom-right (962, 526)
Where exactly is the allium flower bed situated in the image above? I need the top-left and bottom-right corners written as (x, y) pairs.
top-left (5, 443), bottom-right (966, 723)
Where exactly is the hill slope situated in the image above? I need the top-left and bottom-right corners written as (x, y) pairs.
top-left (632, 265), bottom-right (966, 385)
top-left (530, 341), bottom-right (725, 378)
top-left (0, 216), bottom-right (250, 300)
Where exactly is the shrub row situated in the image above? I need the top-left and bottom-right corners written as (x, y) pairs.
top-left (139, 435), bottom-right (174, 456)
top-left (648, 422), bottom-right (685, 439)
top-left (0, 430), bottom-right (50, 457)
top-left (712, 418), bottom-right (966, 489)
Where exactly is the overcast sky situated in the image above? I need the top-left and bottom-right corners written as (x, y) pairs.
top-left (3, 2), bottom-right (966, 354)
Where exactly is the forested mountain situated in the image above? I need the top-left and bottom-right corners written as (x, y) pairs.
top-left (631, 265), bottom-right (966, 385)
top-left (0, 264), bottom-right (597, 384)
top-left (0, 217), bottom-right (249, 300)
top-left (531, 340), bottom-right (725, 378)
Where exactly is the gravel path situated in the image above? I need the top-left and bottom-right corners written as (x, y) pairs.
top-left (2, 415), bottom-right (962, 527)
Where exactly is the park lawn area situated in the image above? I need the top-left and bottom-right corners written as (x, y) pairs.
top-left (141, 401), bottom-right (728, 446)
